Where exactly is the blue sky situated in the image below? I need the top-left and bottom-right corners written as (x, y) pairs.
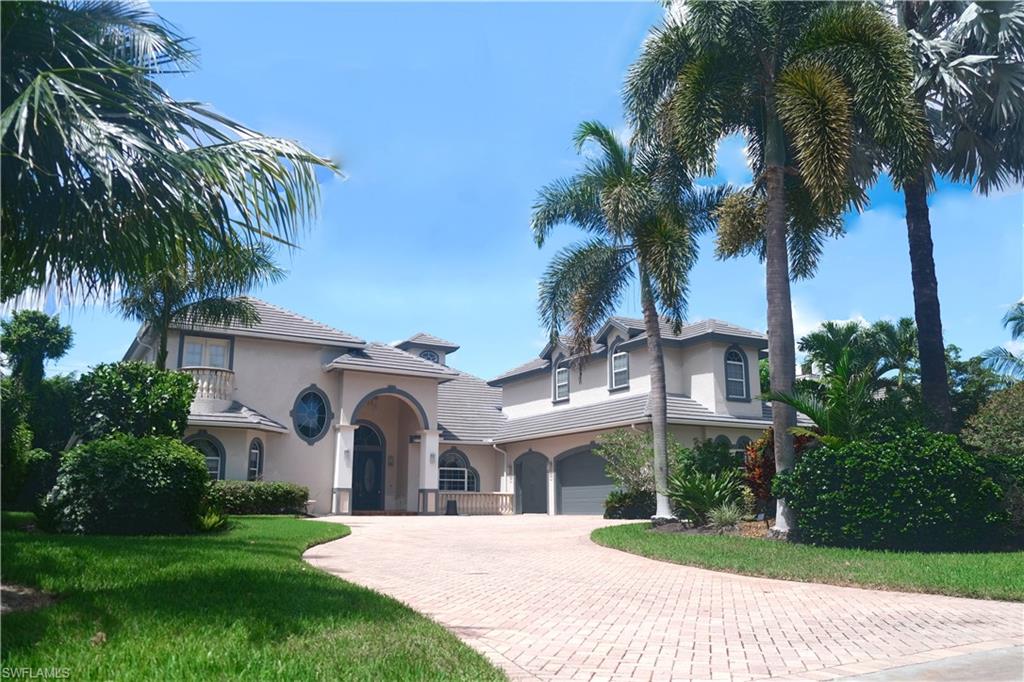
top-left (53, 1), bottom-right (1022, 381)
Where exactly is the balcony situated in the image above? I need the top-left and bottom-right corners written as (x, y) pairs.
top-left (181, 366), bottom-right (235, 410)
top-left (438, 491), bottom-right (514, 515)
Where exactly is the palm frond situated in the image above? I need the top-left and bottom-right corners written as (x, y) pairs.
top-left (530, 176), bottom-right (604, 246)
top-left (982, 345), bottom-right (1024, 379)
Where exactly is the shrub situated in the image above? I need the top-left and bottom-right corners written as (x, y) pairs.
top-left (12, 448), bottom-right (59, 511)
top-left (595, 429), bottom-right (655, 493)
top-left (43, 434), bottom-right (210, 535)
top-left (743, 428), bottom-right (816, 515)
top-left (674, 438), bottom-right (741, 475)
top-left (28, 374), bottom-right (77, 453)
top-left (207, 480), bottom-right (309, 515)
top-left (963, 382), bottom-right (1024, 462)
top-left (73, 362), bottom-right (195, 441)
top-left (667, 468), bottom-right (744, 525)
top-left (708, 502), bottom-right (744, 530)
top-left (603, 489), bottom-right (655, 519)
top-left (1, 377), bottom-right (33, 505)
top-left (774, 427), bottom-right (1005, 550)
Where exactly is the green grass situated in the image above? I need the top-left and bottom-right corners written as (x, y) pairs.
top-left (1, 514), bottom-right (504, 680)
top-left (592, 523), bottom-right (1024, 602)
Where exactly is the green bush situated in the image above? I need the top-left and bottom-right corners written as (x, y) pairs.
top-left (12, 448), bottom-right (59, 511)
top-left (774, 427), bottom-right (1005, 550)
top-left (708, 502), bottom-right (744, 529)
top-left (963, 382), bottom-right (1024, 462)
top-left (603, 489), bottom-right (655, 519)
top-left (207, 480), bottom-right (309, 515)
top-left (675, 438), bottom-right (742, 475)
top-left (595, 429), bottom-right (655, 493)
top-left (74, 362), bottom-right (195, 441)
top-left (667, 468), bottom-right (744, 525)
top-left (43, 434), bottom-right (210, 535)
top-left (28, 374), bottom-right (77, 453)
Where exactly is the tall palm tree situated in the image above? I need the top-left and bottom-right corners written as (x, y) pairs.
top-left (532, 121), bottom-right (727, 521)
top-left (1, 1), bottom-right (335, 302)
top-left (983, 302), bottom-right (1024, 380)
top-left (897, 1), bottom-right (1024, 429)
top-left (625, 1), bottom-right (924, 532)
top-left (118, 241), bottom-right (283, 370)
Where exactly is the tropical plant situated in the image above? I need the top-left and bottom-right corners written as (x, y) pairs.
top-left (667, 467), bottom-right (744, 525)
top-left (626, 0), bottom-right (925, 531)
top-left (947, 345), bottom-right (1006, 432)
top-left (1, 1), bottom-right (335, 302)
top-left (869, 317), bottom-right (919, 388)
top-left (594, 428), bottom-right (656, 494)
top-left (963, 382), bottom-right (1024, 463)
top-left (0, 310), bottom-right (72, 392)
top-left (707, 502), bottom-right (744, 530)
top-left (798, 321), bottom-right (875, 376)
top-left (73, 362), bottom-right (195, 441)
top-left (603, 489), bottom-right (656, 520)
top-left (897, 2), bottom-right (1024, 429)
top-left (982, 302), bottom-right (1024, 379)
top-left (118, 241), bottom-right (283, 369)
top-left (532, 121), bottom-right (727, 520)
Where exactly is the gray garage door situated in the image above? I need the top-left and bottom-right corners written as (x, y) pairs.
top-left (556, 449), bottom-right (615, 515)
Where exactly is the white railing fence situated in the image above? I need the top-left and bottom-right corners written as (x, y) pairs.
top-left (181, 366), bottom-right (234, 402)
top-left (438, 491), bottom-right (515, 515)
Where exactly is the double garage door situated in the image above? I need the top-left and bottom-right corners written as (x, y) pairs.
top-left (556, 448), bottom-right (615, 515)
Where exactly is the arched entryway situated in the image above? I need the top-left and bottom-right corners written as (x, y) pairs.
top-left (352, 421), bottom-right (385, 511)
top-left (515, 451), bottom-right (548, 514)
top-left (555, 446), bottom-right (614, 515)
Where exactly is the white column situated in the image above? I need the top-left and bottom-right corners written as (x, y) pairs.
top-left (418, 429), bottom-right (441, 514)
top-left (547, 457), bottom-right (556, 516)
top-left (331, 424), bottom-right (357, 515)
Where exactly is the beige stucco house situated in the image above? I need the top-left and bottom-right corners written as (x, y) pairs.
top-left (124, 298), bottom-right (785, 516)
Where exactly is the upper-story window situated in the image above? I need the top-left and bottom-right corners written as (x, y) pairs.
top-left (182, 335), bottom-right (229, 368)
top-left (725, 347), bottom-right (748, 400)
top-left (419, 349), bottom-right (440, 363)
top-left (609, 341), bottom-right (629, 390)
top-left (553, 356), bottom-right (569, 402)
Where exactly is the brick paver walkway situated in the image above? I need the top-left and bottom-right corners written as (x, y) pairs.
top-left (303, 515), bottom-right (1024, 681)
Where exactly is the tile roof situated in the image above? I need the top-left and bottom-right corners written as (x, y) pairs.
top-left (396, 332), bottom-right (460, 352)
top-left (173, 297), bottom-right (365, 348)
top-left (437, 369), bottom-right (506, 443)
top-left (488, 357), bottom-right (550, 385)
top-left (327, 342), bottom-right (459, 379)
top-left (493, 392), bottom-right (805, 443)
top-left (189, 400), bottom-right (288, 433)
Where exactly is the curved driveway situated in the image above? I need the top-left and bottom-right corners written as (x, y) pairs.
top-left (304, 515), bottom-right (1023, 681)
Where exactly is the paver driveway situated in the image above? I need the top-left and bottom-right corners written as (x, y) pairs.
top-left (303, 515), bottom-right (1023, 681)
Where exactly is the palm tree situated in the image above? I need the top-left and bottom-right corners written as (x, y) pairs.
top-left (897, 1), bottom-right (1024, 429)
top-left (799, 321), bottom-right (870, 376)
top-left (1, 1), bottom-right (335, 302)
top-left (869, 317), bottom-right (918, 388)
top-left (625, 1), bottom-right (924, 532)
top-left (118, 241), bottom-right (283, 370)
top-left (983, 302), bottom-right (1024, 380)
top-left (532, 121), bottom-right (727, 521)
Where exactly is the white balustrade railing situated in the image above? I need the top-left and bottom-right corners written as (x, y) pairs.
top-left (438, 491), bottom-right (515, 515)
top-left (181, 366), bottom-right (235, 402)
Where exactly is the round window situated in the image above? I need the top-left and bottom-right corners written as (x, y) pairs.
top-left (293, 387), bottom-right (331, 444)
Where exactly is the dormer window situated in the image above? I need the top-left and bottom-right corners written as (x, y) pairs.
top-left (553, 357), bottom-right (569, 402)
top-left (609, 341), bottom-right (629, 390)
top-left (182, 335), bottom-right (229, 368)
top-left (419, 349), bottom-right (440, 364)
top-left (725, 347), bottom-right (749, 400)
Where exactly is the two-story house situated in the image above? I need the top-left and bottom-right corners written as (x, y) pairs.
top-left (123, 299), bottom-right (783, 516)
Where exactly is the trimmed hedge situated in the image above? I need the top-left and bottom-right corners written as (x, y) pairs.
top-left (208, 480), bottom-right (309, 515)
top-left (42, 434), bottom-right (210, 535)
top-left (775, 427), bottom-right (1005, 550)
top-left (604, 489), bottom-right (655, 519)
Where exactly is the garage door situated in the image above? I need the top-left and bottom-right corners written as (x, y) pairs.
top-left (556, 449), bottom-right (615, 515)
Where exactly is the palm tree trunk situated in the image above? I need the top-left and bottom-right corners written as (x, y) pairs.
top-left (641, 274), bottom-right (673, 521)
top-left (903, 174), bottom-right (952, 431)
top-left (155, 314), bottom-right (170, 370)
top-left (764, 104), bottom-right (797, 535)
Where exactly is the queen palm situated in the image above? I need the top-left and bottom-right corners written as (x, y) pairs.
top-left (533, 121), bottom-right (727, 521)
top-left (118, 240), bottom-right (283, 370)
top-left (897, 1), bottom-right (1024, 428)
top-left (1, 1), bottom-right (334, 302)
top-left (983, 302), bottom-right (1024, 380)
top-left (625, 1), bottom-right (923, 532)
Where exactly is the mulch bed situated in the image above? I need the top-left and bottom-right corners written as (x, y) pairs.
top-left (650, 519), bottom-right (775, 539)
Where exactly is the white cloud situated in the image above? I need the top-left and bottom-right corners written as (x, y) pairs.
top-left (1005, 339), bottom-right (1024, 355)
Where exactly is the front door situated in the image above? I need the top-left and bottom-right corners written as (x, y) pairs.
top-left (352, 450), bottom-right (384, 511)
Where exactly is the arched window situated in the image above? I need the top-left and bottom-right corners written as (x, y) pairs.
top-left (734, 435), bottom-right (752, 464)
top-left (438, 448), bottom-right (479, 492)
top-left (553, 355), bottom-right (569, 402)
top-left (292, 385), bottom-right (333, 445)
top-left (247, 438), bottom-right (264, 481)
top-left (714, 434), bottom-right (732, 449)
top-left (609, 340), bottom-right (629, 390)
top-left (725, 346), bottom-right (749, 400)
top-left (419, 349), bottom-right (440, 363)
top-left (186, 433), bottom-right (225, 481)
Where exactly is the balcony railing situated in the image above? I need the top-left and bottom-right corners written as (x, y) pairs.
top-left (438, 491), bottom-right (514, 515)
top-left (181, 366), bottom-right (235, 403)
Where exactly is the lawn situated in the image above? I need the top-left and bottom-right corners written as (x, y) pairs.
top-left (592, 523), bottom-right (1024, 602)
top-left (1, 513), bottom-right (504, 680)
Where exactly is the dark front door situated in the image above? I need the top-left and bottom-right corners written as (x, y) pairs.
top-left (352, 450), bottom-right (384, 511)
